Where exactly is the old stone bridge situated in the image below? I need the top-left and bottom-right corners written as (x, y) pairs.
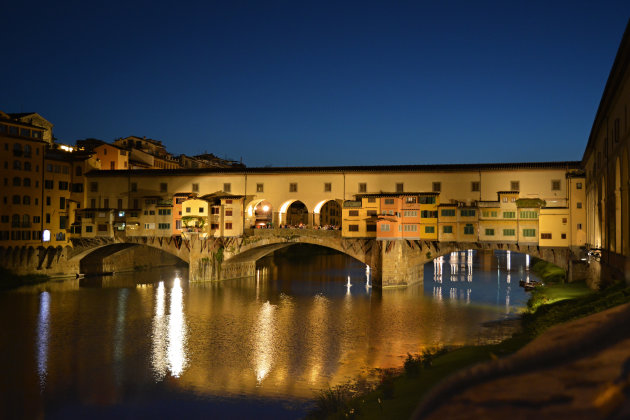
top-left (0, 229), bottom-right (588, 288)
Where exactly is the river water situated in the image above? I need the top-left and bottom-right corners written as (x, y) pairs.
top-left (0, 247), bottom-right (534, 419)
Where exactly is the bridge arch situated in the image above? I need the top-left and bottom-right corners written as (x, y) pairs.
top-left (222, 231), bottom-right (378, 269)
top-left (70, 240), bottom-right (189, 276)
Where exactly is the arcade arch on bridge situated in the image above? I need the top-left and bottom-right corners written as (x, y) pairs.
top-left (278, 199), bottom-right (310, 226)
top-left (246, 199), bottom-right (274, 228)
top-left (313, 199), bottom-right (342, 228)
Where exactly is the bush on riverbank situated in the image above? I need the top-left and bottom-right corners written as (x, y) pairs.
top-left (0, 268), bottom-right (49, 291)
top-left (308, 280), bottom-right (630, 419)
top-left (531, 258), bottom-right (566, 283)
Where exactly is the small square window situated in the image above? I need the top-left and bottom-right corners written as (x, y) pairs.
top-left (551, 180), bottom-right (561, 191)
top-left (561, 233), bottom-right (567, 239)
top-left (358, 183), bottom-right (367, 193)
top-left (324, 183), bottom-right (331, 192)
top-left (577, 202), bottom-right (582, 209)
top-left (160, 183), bottom-right (167, 192)
top-left (396, 183), bottom-right (404, 193)
top-left (432, 182), bottom-right (441, 192)
top-left (192, 183), bottom-right (199, 192)
top-left (131, 182), bottom-right (137, 192)
top-left (471, 181), bottom-right (480, 192)
top-left (256, 183), bottom-right (264, 193)
top-left (576, 182), bottom-right (582, 189)
top-left (510, 181), bottom-right (520, 191)
top-left (223, 183), bottom-right (231, 193)
top-left (289, 183), bottom-right (297, 192)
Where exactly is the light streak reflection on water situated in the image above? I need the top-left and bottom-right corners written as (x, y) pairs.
top-left (152, 277), bottom-right (188, 380)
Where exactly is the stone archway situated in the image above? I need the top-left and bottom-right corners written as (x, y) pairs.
top-left (313, 199), bottom-right (343, 228)
top-left (278, 200), bottom-right (309, 227)
top-left (245, 199), bottom-right (274, 229)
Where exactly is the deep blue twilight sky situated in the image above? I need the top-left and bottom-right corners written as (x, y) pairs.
top-left (2, 1), bottom-right (629, 167)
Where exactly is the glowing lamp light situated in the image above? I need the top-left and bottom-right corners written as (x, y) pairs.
top-left (262, 205), bottom-right (269, 212)
top-left (42, 230), bottom-right (51, 242)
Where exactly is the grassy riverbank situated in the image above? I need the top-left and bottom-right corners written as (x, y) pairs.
top-left (0, 268), bottom-right (49, 291)
top-left (308, 279), bottom-right (630, 419)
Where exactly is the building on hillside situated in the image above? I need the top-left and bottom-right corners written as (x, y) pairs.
top-left (192, 153), bottom-right (245, 169)
top-left (114, 136), bottom-right (181, 170)
top-left (8, 112), bottom-right (54, 145)
top-left (582, 20), bottom-right (630, 281)
top-left (94, 143), bottom-right (129, 170)
top-left (42, 152), bottom-right (75, 247)
top-left (0, 111), bottom-right (47, 246)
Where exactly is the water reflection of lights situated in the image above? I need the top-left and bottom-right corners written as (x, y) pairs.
top-left (168, 277), bottom-right (187, 378)
top-left (152, 278), bottom-right (188, 380)
top-left (255, 301), bottom-right (276, 384)
top-left (152, 282), bottom-right (167, 380)
top-left (36, 291), bottom-right (50, 391)
top-left (114, 289), bottom-right (129, 385)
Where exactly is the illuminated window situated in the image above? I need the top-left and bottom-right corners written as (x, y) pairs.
top-left (42, 229), bottom-right (51, 242)
top-left (257, 183), bottom-right (264, 193)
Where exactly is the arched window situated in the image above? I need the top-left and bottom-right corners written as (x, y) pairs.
top-left (13, 160), bottom-right (21, 170)
top-left (24, 161), bottom-right (31, 171)
top-left (12, 177), bottom-right (21, 186)
top-left (22, 195), bottom-right (30, 205)
top-left (24, 144), bottom-right (31, 155)
top-left (11, 214), bottom-right (19, 227)
top-left (12, 195), bottom-right (20, 204)
top-left (23, 214), bottom-right (30, 226)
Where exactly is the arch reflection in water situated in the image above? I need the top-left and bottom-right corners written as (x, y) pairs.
top-left (36, 291), bottom-right (50, 392)
top-left (152, 278), bottom-right (188, 380)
